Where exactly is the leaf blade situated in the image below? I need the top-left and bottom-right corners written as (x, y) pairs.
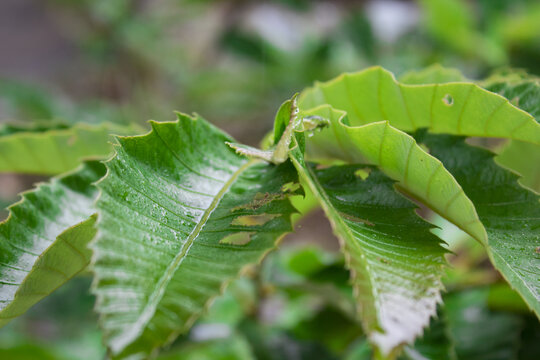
top-left (0, 161), bottom-right (105, 326)
top-left (0, 122), bottom-right (137, 175)
top-left (484, 78), bottom-right (540, 192)
top-left (300, 67), bottom-right (540, 144)
top-left (92, 115), bottom-right (300, 358)
top-left (300, 105), bottom-right (486, 244)
top-left (421, 134), bottom-right (540, 317)
top-left (289, 136), bottom-right (447, 357)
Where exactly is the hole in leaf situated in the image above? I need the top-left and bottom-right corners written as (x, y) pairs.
top-left (442, 94), bottom-right (454, 106)
top-left (419, 143), bottom-right (430, 154)
top-left (281, 182), bottom-right (301, 193)
top-left (354, 167), bottom-right (372, 180)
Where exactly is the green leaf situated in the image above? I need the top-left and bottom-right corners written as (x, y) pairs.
top-left (157, 335), bottom-right (255, 360)
top-left (420, 133), bottom-right (540, 317)
top-left (0, 161), bottom-right (105, 326)
top-left (299, 105), bottom-right (486, 244)
top-left (228, 95), bottom-right (300, 164)
top-left (417, 0), bottom-right (505, 64)
top-left (0, 121), bottom-right (70, 137)
top-left (401, 308), bottom-right (456, 360)
top-left (238, 318), bottom-right (338, 360)
top-left (92, 114), bottom-right (300, 358)
top-left (299, 67), bottom-right (540, 145)
top-left (444, 289), bottom-right (524, 360)
top-left (0, 79), bottom-right (61, 120)
top-left (483, 78), bottom-right (540, 192)
top-left (291, 306), bottom-right (363, 354)
top-left (487, 283), bottom-right (530, 314)
top-left (0, 122), bottom-right (137, 175)
top-left (289, 135), bottom-right (447, 358)
top-left (0, 343), bottom-right (66, 360)
top-left (399, 64), bottom-right (467, 85)
top-left (496, 141), bottom-right (540, 193)
top-left (518, 315), bottom-right (540, 360)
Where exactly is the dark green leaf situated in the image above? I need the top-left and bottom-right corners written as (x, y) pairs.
top-left (401, 308), bottom-right (456, 360)
top-left (0, 161), bottom-right (105, 326)
top-left (92, 114), bottom-right (300, 358)
top-left (299, 105), bottom-right (486, 244)
top-left (289, 134), bottom-right (447, 357)
top-left (420, 134), bottom-right (540, 317)
top-left (445, 289), bottom-right (523, 360)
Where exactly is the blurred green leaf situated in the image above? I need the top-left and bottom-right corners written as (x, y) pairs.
top-left (0, 80), bottom-right (63, 120)
top-left (401, 308), bottom-right (456, 360)
top-left (445, 289), bottom-right (523, 360)
top-left (0, 162), bottom-right (104, 327)
top-left (239, 319), bottom-right (338, 360)
top-left (292, 306), bottom-right (362, 355)
top-left (158, 335), bottom-right (255, 360)
top-left (0, 343), bottom-right (66, 360)
top-left (399, 64), bottom-right (467, 84)
top-left (0, 122), bottom-right (138, 175)
top-left (487, 283), bottom-right (530, 313)
top-left (421, 133), bottom-right (540, 317)
top-left (483, 77), bottom-right (540, 192)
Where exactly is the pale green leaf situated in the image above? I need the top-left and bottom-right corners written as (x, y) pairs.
top-left (483, 78), bottom-right (540, 192)
top-left (299, 105), bottom-right (486, 244)
top-left (399, 64), bottom-right (467, 85)
top-left (420, 133), bottom-right (540, 317)
top-left (299, 67), bottom-right (540, 145)
top-left (92, 114), bottom-right (300, 358)
top-left (0, 161), bottom-right (105, 326)
top-left (496, 140), bottom-right (540, 193)
top-left (0, 122), bottom-right (137, 175)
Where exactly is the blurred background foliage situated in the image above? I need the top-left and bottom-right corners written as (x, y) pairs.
top-left (1, 0), bottom-right (540, 139)
top-left (0, 0), bottom-right (539, 359)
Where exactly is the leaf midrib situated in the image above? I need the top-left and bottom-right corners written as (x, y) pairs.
top-left (110, 158), bottom-right (256, 353)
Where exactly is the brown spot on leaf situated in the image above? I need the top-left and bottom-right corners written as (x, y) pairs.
top-left (220, 232), bottom-right (254, 245)
top-left (231, 213), bottom-right (280, 226)
top-left (338, 212), bottom-right (375, 226)
top-left (231, 192), bottom-right (284, 212)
